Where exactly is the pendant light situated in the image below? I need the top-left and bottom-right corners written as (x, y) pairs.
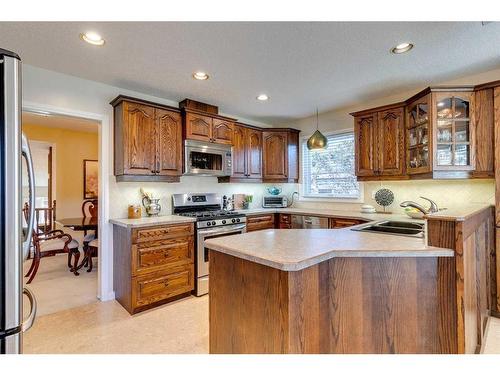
top-left (307, 108), bottom-right (328, 150)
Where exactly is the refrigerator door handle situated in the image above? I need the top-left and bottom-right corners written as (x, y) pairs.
top-left (21, 287), bottom-right (37, 332)
top-left (21, 133), bottom-right (36, 260)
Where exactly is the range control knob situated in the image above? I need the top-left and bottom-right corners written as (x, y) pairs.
top-left (232, 218), bottom-right (236, 223)
top-left (212, 221), bottom-right (216, 226)
top-left (222, 220), bottom-right (226, 224)
top-left (207, 222), bottom-right (211, 226)
top-left (236, 218), bottom-right (241, 223)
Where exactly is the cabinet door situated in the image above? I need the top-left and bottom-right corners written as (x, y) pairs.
top-left (262, 131), bottom-right (288, 180)
top-left (212, 119), bottom-right (234, 144)
top-left (156, 109), bottom-right (182, 176)
top-left (378, 108), bottom-right (405, 176)
top-left (123, 102), bottom-right (156, 175)
top-left (473, 88), bottom-right (494, 177)
top-left (185, 112), bottom-right (212, 142)
top-left (433, 92), bottom-right (474, 171)
top-left (354, 114), bottom-right (378, 177)
top-left (246, 128), bottom-right (263, 179)
top-left (231, 124), bottom-right (247, 178)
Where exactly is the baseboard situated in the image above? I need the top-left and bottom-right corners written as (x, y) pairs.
top-left (98, 291), bottom-right (116, 302)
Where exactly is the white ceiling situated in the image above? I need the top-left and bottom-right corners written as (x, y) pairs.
top-left (23, 112), bottom-right (99, 133)
top-left (1, 22), bottom-right (500, 124)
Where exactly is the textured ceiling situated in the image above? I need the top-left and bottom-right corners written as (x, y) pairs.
top-left (1, 22), bottom-right (499, 124)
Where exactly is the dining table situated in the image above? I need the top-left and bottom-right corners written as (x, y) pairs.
top-left (56, 217), bottom-right (98, 272)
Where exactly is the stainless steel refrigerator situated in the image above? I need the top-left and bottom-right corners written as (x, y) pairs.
top-left (0, 48), bottom-right (37, 354)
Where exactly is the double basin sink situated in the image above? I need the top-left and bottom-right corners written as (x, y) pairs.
top-left (351, 220), bottom-right (424, 238)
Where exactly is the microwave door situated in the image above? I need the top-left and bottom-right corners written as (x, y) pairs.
top-left (187, 148), bottom-right (225, 176)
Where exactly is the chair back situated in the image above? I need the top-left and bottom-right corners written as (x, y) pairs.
top-left (23, 200), bottom-right (57, 235)
top-left (82, 199), bottom-right (98, 218)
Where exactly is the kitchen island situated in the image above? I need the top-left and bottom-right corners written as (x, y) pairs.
top-left (205, 205), bottom-right (496, 354)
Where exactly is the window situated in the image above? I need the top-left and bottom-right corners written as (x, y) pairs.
top-left (301, 132), bottom-right (360, 199)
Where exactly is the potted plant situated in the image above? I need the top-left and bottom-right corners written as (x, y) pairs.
top-left (243, 195), bottom-right (253, 209)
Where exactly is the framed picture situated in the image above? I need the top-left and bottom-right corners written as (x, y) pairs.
top-left (83, 159), bottom-right (98, 199)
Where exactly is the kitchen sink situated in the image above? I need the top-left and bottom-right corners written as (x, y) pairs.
top-left (351, 220), bottom-right (424, 238)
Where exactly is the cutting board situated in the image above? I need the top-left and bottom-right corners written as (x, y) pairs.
top-left (232, 194), bottom-right (246, 210)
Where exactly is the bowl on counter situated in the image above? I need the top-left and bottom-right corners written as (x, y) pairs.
top-left (404, 207), bottom-right (425, 219)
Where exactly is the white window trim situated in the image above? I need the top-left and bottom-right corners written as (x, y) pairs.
top-left (299, 129), bottom-right (365, 204)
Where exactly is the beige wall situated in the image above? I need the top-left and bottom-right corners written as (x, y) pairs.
top-left (22, 123), bottom-right (99, 219)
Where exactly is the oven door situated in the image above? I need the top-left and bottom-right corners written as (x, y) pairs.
top-left (196, 223), bottom-right (246, 295)
top-left (185, 141), bottom-right (231, 176)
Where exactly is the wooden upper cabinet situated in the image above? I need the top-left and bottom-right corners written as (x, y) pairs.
top-left (111, 95), bottom-right (182, 182)
top-left (262, 129), bottom-right (299, 182)
top-left (354, 113), bottom-right (378, 177)
top-left (473, 88), bottom-right (494, 178)
top-left (246, 128), bottom-right (263, 179)
top-left (263, 131), bottom-right (288, 179)
top-left (378, 108), bottom-right (405, 176)
top-left (231, 124), bottom-right (247, 178)
top-left (185, 112), bottom-right (213, 142)
top-left (184, 112), bottom-right (235, 145)
top-left (225, 124), bottom-right (263, 181)
top-left (122, 101), bottom-right (156, 175)
top-left (212, 119), bottom-right (234, 145)
top-left (353, 105), bottom-right (405, 179)
top-left (156, 109), bottom-right (182, 177)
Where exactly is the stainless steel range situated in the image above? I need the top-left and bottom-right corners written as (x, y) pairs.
top-left (172, 193), bottom-right (246, 296)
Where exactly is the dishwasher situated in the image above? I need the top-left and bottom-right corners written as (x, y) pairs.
top-left (291, 215), bottom-right (329, 229)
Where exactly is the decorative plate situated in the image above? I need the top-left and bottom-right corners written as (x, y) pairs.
top-left (374, 188), bottom-right (394, 207)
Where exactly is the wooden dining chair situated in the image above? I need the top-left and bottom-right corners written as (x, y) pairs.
top-left (84, 239), bottom-right (99, 272)
top-left (81, 199), bottom-right (98, 253)
top-left (23, 203), bottom-right (81, 284)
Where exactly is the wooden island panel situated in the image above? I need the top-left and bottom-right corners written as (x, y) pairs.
top-left (210, 251), bottom-right (458, 354)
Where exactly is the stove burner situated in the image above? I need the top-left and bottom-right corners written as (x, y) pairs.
top-left (178, 209), bottom-right (243, 220)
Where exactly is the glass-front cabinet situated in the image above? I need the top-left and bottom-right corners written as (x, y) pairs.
top-left (407, 94), bottom-right (431, 174)
top-left (406, 87), bottom-right (474, 177)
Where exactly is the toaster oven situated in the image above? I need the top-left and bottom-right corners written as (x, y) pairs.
top-left (262, 195), bottom-right (288, 208)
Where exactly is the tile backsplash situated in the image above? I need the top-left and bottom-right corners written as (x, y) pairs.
top-left (109, 176), bottom-right (494, 219)
top-left (295, 179), bottom-right (495, 214)
top-left (109, 176), bottom-right (298, 218)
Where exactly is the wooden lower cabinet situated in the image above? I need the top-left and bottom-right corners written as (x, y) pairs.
top-left (329, 217), bottom-right (369, 228)
top-left (113, 222), bottom-right (195, 314)
top-left (246, 214), bottom-right (276, 232)
top-left (132, 265), bottom-right (194, 310)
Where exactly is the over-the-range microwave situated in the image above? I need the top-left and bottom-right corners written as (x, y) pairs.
top-left (184, 139), bottom-right (232, 177)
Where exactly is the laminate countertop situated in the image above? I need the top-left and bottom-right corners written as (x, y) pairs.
top-left (205, 227), bottom-right (454, 271)
top-left (109, 215), bottom-right (196, 228)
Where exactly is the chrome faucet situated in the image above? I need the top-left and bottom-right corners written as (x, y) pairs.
top-left (400, 196), bottom-right (439, 215)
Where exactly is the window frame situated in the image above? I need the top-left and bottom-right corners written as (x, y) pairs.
top-left (299, 129), bottom-right (364, 203)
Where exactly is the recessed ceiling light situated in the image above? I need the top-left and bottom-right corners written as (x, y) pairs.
top-left (256, 94), bottom-right (269, 101)
top-left (193, 71), bottom-right (209, 80)
top-left (437, 102), bottom-right (445, 107)
top-left (391, 42), bottom-right (413, 54)
top-left (80, 32), bottom-right (105, 46)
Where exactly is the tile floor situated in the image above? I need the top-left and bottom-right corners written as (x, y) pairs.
top-left (24, 296), bottom-right (209, 354)
top-left (23, 294), bottom-right (500, 354)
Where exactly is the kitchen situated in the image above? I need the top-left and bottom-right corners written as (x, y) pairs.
top-left (1, 20), bottom-right (500, 363)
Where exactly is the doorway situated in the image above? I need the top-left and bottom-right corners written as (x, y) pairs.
top-left (22, 110), bottom-right (101, 316)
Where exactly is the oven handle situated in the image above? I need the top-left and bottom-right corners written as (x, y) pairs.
top-left (198, 224), bottom-right (246, 236)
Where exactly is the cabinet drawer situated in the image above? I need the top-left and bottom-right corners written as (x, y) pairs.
top-left (132, 223), bottom-right (193, 243)
top-left (132, 236), bottom-right (194, 276)
top-left (132, 264), bottom-right (194, 309)
top-left (330, 218), bottom-right (367, 228)
top-left (247, 214), bottom-right (275, 232)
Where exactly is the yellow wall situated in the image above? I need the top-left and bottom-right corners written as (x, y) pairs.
top-left (22, 124), bottom-right (98, 219)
